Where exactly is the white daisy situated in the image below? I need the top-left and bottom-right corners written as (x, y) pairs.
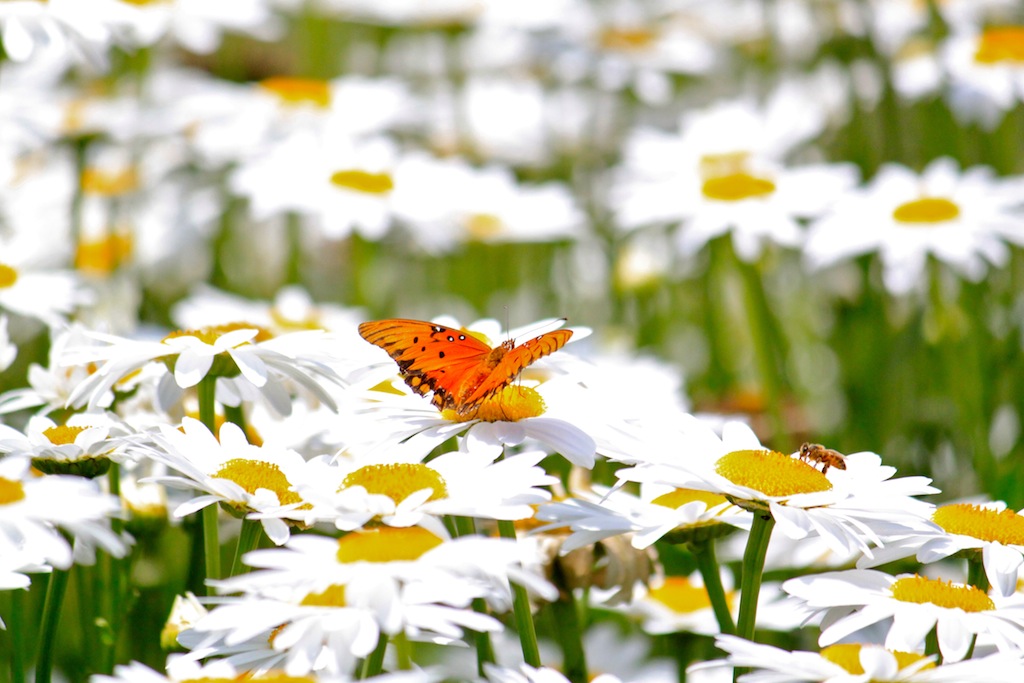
top-left (135, 417), bottom-right (317, 544)
top-left (390, 153), bottom-right (583, 253)
top-left (534, 482), bottom-right (749, 552)
top-left (260, 446), bottom-right (557, 536)
top-left (0, 413), bottom-right (132, 478)
top-left (618, 421), bottom-right (940, 558)
top-left (783, 569), bottom-right (1024, 662)
top-left (0, 0), bottom-right (141, 67)
top-left (122, 0), bottom-right (283, 55)
top-left (693, 633), bottom-right (1024, 682)
top-left (0, 236), bottom-right (88, 329)
top-left (62, 323), bottom-right (345, 416)
top-left (804, 158), bottom-right (1024, 295)
top-left (860, 501), bottom-right (1024, 598)
top-left (0, 455), bottom-right (129, 571)
top-left (611, 85), bottom-right (856, 260)
top-left (93, 656), bottom-right (436, 683)
top-left (943, 25), bottom-right (1024, 128)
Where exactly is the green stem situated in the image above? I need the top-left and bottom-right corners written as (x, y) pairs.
top-left (735, 513), bottom-right (774, 642)
top-left (735, 255), bottom-right (789, 444)
top-left (229, 518), bottom-right (264, 578)
top-left (497, 519), bottom-right (541, 667)
top-left (197, 376), bottom-right (221, 591)
top-left (549, 581), bottom-right (588, 683)
top-left (692, 540), bottom-right (735, 636)
top-left (8, 588), bottom-right (26, 683)
top-left (393, 631), bottom-right (412, 670)
top-left (102, 463), bottom-right (124, 673)
top-left (924, 627), bottom-right (941, 662)
top-left (35, 568), bottom-right (71, 683)
top-left (963, 556), bottom-right (988, 660)
top-left (222, 403), bottom-right (248, 436)
top-left (202, 505), bottom-right (221, 591)
top-left (284, 212), bottom-right (303, 287)
top-left (452, 517), bottom-right (496, 674)
top-left (359, 632), bottom-right (389, 679)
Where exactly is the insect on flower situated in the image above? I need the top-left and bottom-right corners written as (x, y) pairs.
top-left (358, 318), bottom-right (572, 415)
top-left (798, 442), bottom-right (847, 474)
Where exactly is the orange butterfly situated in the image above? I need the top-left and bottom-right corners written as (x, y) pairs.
top-left (358, 319), bottom-right (573, 415)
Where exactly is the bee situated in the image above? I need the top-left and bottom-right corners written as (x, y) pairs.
top-left (798, 442), bottom-right (847, 474)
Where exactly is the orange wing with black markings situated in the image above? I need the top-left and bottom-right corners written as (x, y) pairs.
top-left (358, 319), bottom-right (572, 414)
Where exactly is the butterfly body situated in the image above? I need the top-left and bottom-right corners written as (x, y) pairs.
top-left (358, 319), bottom-right (572, 415)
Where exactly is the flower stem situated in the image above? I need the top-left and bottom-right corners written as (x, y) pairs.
top-left (964, 556), bottom-right (989, 659)
top-left (733, 513), bottom-right (774, 682)
top-left (692, 539), bottom-right (735, 635)
top-left (549, 569), bottom-right (588, 683)
top-left (925, 626), bottom-right (941, 661)
top-left (497, 519), bottom-right (542, 667)
top-left (359, 632), bottom-right (389, 679)
top-left (35, 568), bottom-right (71, 683)
top-left (229, 518), bottom-right (264, 578)
top-left (735, 256), bottom-right (789, 443)
top-left (197, 376), bottom-right (221, 591)
top-left (453, 517), bottom-right (496, 674)
top-left (7, 588), bottom-right (26, 683)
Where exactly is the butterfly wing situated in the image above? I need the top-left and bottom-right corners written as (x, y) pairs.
top-left (460, 329), bottom-right (573, 409)
top-left (358, 319), bottom-right (493, 410)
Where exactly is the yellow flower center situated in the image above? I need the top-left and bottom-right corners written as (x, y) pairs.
top-left (974, 26), bottom-right (1024, 65)
top-left (80, 167), bottom-right (139, 196)
top-left (259, 76), bottom-right (332, 108)
top-left (651, 488), bottom-right (730, 512)
top-left (892, 197), bottom-right (960, 225)
top-left (340, 463), bottom-right (448, 503)
top-left (75, 233), bottom-right (133, 276)
top-left (442, 385), bottom-right (547, 423)
top-left (212, 459), bottom-right (303, 507)
top-left (647, 576), bottom-right (734, 614)
top-left (162, 322), bottom-right (274, 345)
top-left (300, 584), bottom-right (347, 607)
top-left (464, 213), bottom-right (505, 240)
top-left (701, 173), bottom-right (776, 202)
top-left (42, 425), bottom-right (88, 445)
top-left (819, 644), bottom-right (934, 675)
top-left (890, 575), bottom-right (994, 612)
top-left (932, 503), bottom-right (1024, 546)
top-left (329, 170), bottom-right (394, 195)
top-left (336, 526), bottom-right (443, 563)
top-left (598, 27), bottom-right (658, 52)
top-left (0, 477), bottom-right (27, 505)
top-left (715, 449), bottom-right (832, 497)
top-left (0, 264), bottom-right (17, 289)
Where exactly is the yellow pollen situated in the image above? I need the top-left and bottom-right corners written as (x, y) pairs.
top-left (974, 26), bottom-right (1024, 65)
top-left (701, 173), bottom-right (776, 202)
top-left (336, 526), bottom-right (443, 563)
top-left (340, 463), bottom-right (448, 503)
top-left (819, 644), bottom-right (934, 675)
top-left (212, 459), bottom-right (303, 507)
top-left (464, 213), bottom-right (505, 240)
top-left (648, 576), bottom-right (734, 614)
top-left (715, 449), bottom-right (832, 497)
top-left (300, 584), bottom-right (347, 608)
top-left (442, 385), bottom-right (547, 423)
top-left (932, 503), bottom-right (1024, 546)
top-left (890, 575), bottom-right (995, 612)
top-left (598, 27), bottom-right (658, 52)
top-left (892, 197), bottom-right (960, 225)
top-left (80, 167), bottom-right (139, 196)
top-left (329, 170), bottom-right (394, 195)
top-left (651, 488), bottom-right (730, 512)
top-left (0, 264), bottom-right (17, 289)
top-left (75, 233), bottom-right (133, 275)
top-left (42, 425), bottom-right (88, 445)
top-left (0, 477), bottom-right (27, 505)
top-left (259, 77), bottom-right (332, 107)
top-left (162, 322), bottom-right (274, 345)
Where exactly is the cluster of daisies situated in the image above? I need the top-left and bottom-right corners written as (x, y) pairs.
top-left (2, 307), bottom-right (1024, 683)
top-left (3, 0), bottom-right (1024, 682)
